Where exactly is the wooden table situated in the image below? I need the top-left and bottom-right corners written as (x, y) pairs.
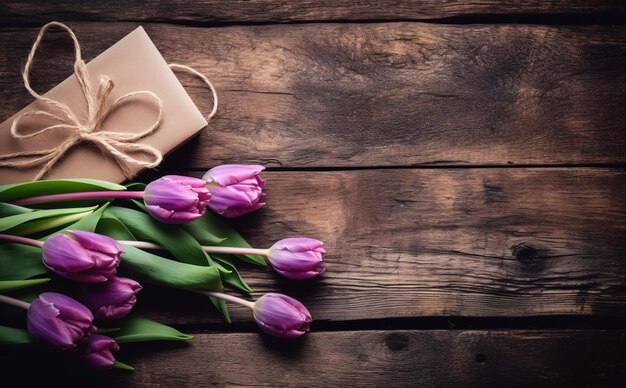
top-left (1, 2), bottom-right (626, 386)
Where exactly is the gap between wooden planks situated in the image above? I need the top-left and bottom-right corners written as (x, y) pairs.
top-left (3, 330), bottom-right (625, 387)
top-left (0, 22), bottom-right (625, 168)
top-left (1, 1), bottom-right (625, 24)
top-left (121, 168), bottom-right (626, 326)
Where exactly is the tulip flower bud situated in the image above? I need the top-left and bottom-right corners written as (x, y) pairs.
top-left (42, 230), bottom-right (122, 283)
top-left (253, 293), bottom-right (312, 338)
top-left (267, 238), bottom-right (326, 279)
top-left (79, 334), bottom-right (120, 369)
top-left (202, 164), bottom-right (265, 218)
top-left (78, 276), bottom-right (142, 320)
top-left (27, 292), bottom-right (96, 350)
top-left (144, 175), bottom-right (211, 224)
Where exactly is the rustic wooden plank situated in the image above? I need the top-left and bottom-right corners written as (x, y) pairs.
top-left (124, 168), bottom-right (626, 325)
top-left (4, 330), bottom-right (625, 387)
top-left (1, 1), bottom-right (625, 24)
top-left (1, 23), bottom-right (625, 168)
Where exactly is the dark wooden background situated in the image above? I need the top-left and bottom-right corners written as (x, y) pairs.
top-left (1, 1), bottom-right (626, 386)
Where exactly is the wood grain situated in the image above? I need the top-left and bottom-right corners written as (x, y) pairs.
top-left (126, 168), bottom-right (626, 325)
top-left (1, 3), bottom-right (625, 386)
top-left (4, 330), bottom-right (625, 387)
top-left (1, 23), bottom-right (625, 168)
top-left (1, 1), bottom-right (625, 24)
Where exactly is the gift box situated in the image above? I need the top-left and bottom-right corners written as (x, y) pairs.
top-left (0, 24), bottom-right (209, 184)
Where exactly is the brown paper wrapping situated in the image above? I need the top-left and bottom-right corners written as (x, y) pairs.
top-left (0, 26), bottom-right (208, 184)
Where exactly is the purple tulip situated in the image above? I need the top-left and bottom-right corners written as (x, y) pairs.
top-left (267, 238), bottom-right (326, 280)
top-left (79, 334), bottom-right (120, 369)
top-left (253, 293), bottom-right (312, 338)
top-left (27, 292), bottom-right (95, 350)
top-left (42, 230), bottom-right (122, 283)
top-left (144, 175), bottom-right (211, 224)
top-left (202, 164), bottom-right (265, 218)
top-left (78, 277), bottom-right (142, 320)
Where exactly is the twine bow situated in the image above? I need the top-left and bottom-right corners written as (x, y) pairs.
top-left (0, 22), bottom-right (218, 181)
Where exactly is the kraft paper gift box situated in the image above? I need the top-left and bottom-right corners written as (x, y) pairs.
top-left (0, 26), bottom-right (208, 184)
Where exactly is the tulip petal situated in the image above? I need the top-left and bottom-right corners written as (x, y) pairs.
top-left (145, 204), bottom-right (174, 220)
top-left (203, 165), bottom-right (265, 218)
top-left (42, 293), bottom-right (94, 327)
top-left (79, 277), bottom-right (142, 320)
top-left (43, 232), bottom-right (122, 283)
top-left (43, 235), bottom-right (97, 272)
top-left (203, 164), bottom-right (265, 186)
top-left (27, 293), bottom-right (94, 349)
top-left (274, 265), bottom-right (326, 280)
top-left (27, 296), bottom-right (74, 349)
top-left (68, 230), bottom-right (123, 255)
top-left (253, 293), bottom-right (312, 338)
top-left (267, 238), bottom-right (326, 279)
top-left (144, 175), bottom-right (210, 223)
top-left (272, 238), bottom-right (324, 252)
top-left (145, 178), bottom-right (203, 211)
top-left (161, 175), bottom-right (207, 187)
top-left (80, 334), bottom-right (119, 368)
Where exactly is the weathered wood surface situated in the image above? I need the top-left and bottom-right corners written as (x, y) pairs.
top-left (1, 6), bottom-right (625, 387)
top-left (1, 1), bottom-right (625, 24)
top-left (4, 330), bottom-right (625, 387)
top-left (125, 168), bottom-right (626, 325)
top-left (1, 23), bottom-right (625, 168)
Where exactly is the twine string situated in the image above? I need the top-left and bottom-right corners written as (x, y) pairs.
top-left (168, 63), bottom-right (218, 121)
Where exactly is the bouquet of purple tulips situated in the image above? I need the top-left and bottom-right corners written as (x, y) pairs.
top-left (0, 165), bottom-right (325, 370)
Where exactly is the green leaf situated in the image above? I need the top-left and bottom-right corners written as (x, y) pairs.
top-left (183, 216), bottom-right (224, 245)
top-left (0, 325), bottom-right (32, 344)
top-left (0, 205), bottom-right (98, 233)
top-left (129, 198), bottom-right (147, 212)
top-left (0, 278), bottom-right (50, 293)
top-left (105, 206), bottom-right (233, 321)
top-left (7, 202), bottom-right (107, 237)
top-left (120, 245), bottom-right (222, 291)
top-left (0, 179), bottom-right (126, 202)
top-left (8, 210), bottom-right (94, 236)
top-left (59, 202), bottom-right (110, 233)
top-left (125, 182), bottom-right (147, 191)
top-left (183, 222), bottom-right (224, 245)
top-left (0, 244), bottom-right (46, 280)
top-left (111, 316), bottom-right (192, 344)
top-left (191, 212), bottom-right (266, 266)
top-left (0, 203), bottom-right (32, 217)
top-left (113, 360), bottom-right (135, 371)
top-left (211, 297), bottom-right (230, 324)
top-left (107, 207), bottom-right (211, 267)
top-left (96, 213), bottom-right (136, 240)
top-left (214, 255), bottom-right (252, 293)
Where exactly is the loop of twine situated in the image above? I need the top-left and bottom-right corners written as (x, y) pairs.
top-left (0, 22), bottom-right (218, 181)
top-left (169, 63), bottom-right (218, 120)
